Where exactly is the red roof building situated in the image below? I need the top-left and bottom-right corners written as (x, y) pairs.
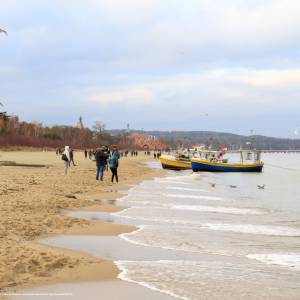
top-left (128, 133), bottom-right (166, 150)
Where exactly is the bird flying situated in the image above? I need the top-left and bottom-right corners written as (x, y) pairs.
top-left (0, 28), bottom-right (8, 36)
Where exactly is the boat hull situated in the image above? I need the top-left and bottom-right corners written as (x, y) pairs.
top-left (160, 155), bottom-right (191, 170)
top-left (191, 159), bottom-right (263, 172)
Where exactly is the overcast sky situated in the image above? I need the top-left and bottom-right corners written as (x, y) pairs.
top-left (1, 0), bottom-right (300, 137)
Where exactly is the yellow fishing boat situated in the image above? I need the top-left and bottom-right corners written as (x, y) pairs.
top-left (159, 154), bottom-right (191, 170)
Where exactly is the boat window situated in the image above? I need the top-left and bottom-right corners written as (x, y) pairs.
top-left (246, 152), bottom-right (252, 160)
top-left (255, 152), bottom-right (261, 161)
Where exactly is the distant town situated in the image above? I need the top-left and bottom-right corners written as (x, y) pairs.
top-left (1, 110), bottom-right (300, 150)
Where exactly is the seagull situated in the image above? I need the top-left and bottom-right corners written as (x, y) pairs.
top-left (257, 184), bottom-right (265, 189)
top-left (210, 183), bottom-right (216, 188)
top-left (0, 28), bottom-right (8, 36)
top-left (229, 185), bottom-right (237, 188)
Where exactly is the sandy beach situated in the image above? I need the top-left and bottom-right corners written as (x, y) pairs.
top-left (0, 150), bottom-right (165, 298)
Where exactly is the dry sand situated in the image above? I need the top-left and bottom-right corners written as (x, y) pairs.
top-left (0, 150), bottom-right (165, 298)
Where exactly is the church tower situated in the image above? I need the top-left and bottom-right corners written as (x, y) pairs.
top-left (125, 123), bottom-right (130, 134)
top-left (77, 116), bottom-right (84, 130)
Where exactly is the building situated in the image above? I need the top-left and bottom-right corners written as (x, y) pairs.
top-left (125, 123), bottom-right (130, 134)
top-left (76, 116), bottom-right (84, 130)
top-left (128, 133), bottom-right (166, 150)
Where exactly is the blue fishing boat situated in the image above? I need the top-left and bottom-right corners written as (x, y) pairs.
top-left (191, 150), bottom-right (264, 172)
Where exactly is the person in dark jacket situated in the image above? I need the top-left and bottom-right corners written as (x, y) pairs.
top-left (95, 147), bottom-right (108, 181)
top-left (108, 146), bottom-right (120, 183)
top-left (69, 148), bottom-right (76, 166)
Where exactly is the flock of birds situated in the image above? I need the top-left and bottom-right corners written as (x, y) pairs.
top-left (210, 182), bottom-right (265, 190)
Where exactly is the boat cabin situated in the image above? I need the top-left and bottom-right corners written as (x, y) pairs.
top-left (240, 150), bottom-right (262, 164)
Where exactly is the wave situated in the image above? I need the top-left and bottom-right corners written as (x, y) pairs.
top-left (119, 225), bottom-right (206, 254)
top-left (202, 223), bottom-right (300, 236)
top-left (116, 260), bottom-right (189, 300)
top-left (114, 211), bottom-right (203, 226)
top-left (172, 205), bottom-right (264, 215)
top-left (165, 193), bottom-right (223, 201)
top-left (159, 175), bottom-right (193, 181)
top-left (166, 187), bottom-right (209, 193)
top-left (247, 253), bottom-right (300, 271)
top-left (156, 180), bottom-right (191, 185)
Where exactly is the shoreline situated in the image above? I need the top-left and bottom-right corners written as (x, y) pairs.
top-left (0, 150), bottom-right (166, 299)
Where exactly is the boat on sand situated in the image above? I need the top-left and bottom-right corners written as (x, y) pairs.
top-left (159, 154), bottom-right (191, 170)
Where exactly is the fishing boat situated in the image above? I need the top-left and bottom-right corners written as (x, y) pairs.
top-left (159, 154), bottom-right (191, 170)
top-left (191, 150), bottom-right (264, 172)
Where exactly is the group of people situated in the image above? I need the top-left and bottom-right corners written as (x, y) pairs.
top-left (94, 145), bottom-right (120, 183)
top-left (130, 151), bottom-right (139, 157)
top-left (61, 147), bottom-right (161, 182)
top-left (61, 145), bottom-right (120, 183)
top-left (83, 149), bottom-right (97, 160)
top-left (153, 152), bottom-right (162, 159)
top-left (58, 146), bottom-right (76, 171)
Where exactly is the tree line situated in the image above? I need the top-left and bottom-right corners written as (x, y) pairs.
top-left (0, 112), bottom-right (131, 149)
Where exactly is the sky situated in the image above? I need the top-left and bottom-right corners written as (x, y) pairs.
top-left (0, 0), bottom-right (300, 137)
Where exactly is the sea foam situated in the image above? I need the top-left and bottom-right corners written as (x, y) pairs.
top-left (202, 223), bottom-right (300, 236)
top-left (156, 180), bottom-right (191, 185)
top-left (166, 187), bottom-right (209, 193)
top-left (116, 260), bottom-right (189, 300)
top-left (172, 205), bottom-right (263, 215)
top-left (247, 253), bottom-right (300, 271)
top-left (165, 194), bottom-right (223, 201)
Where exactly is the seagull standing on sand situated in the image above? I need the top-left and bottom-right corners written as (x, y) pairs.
top-left (229, 185), bottom-right (237, 188)
top-left (0, 28), bottom-right (8, 36)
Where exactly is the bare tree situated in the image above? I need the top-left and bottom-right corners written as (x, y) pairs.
top-left (92, 121), bottom-right (106, 133)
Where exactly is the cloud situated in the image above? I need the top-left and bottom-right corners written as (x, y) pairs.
top-left (2, 0), bottom-right (300, 71)
top-left (239, 69), bottom-right (300, 88)
top-left (1, 0), bottom-right (300, 136)
top-left (89, 67), bottom-right (300, 108)
top-left (90, 86), bottom-right (154, 105)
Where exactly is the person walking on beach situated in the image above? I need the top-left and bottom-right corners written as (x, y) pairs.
top-left (69, 148), bottom-right (76, 166)
top-left (62, 146), bottom-right (71, 175)
top-left (108, 145), bottom-right (120, 183)
top-left (95, 147), bottom-right (108, 181)
top-left (84, 149), bottom-right (88, 159)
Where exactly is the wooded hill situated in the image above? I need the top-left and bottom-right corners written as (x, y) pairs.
top-left (109, 130), bottom-right (300, 150)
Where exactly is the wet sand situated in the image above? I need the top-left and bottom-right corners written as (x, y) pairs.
top-left (0, 150), bottom-right (165, 299)
top-left (9, 280), bottom-right (175, 300)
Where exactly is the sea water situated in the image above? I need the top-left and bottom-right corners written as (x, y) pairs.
top-left (112, 153), bottom-right (300, 299)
